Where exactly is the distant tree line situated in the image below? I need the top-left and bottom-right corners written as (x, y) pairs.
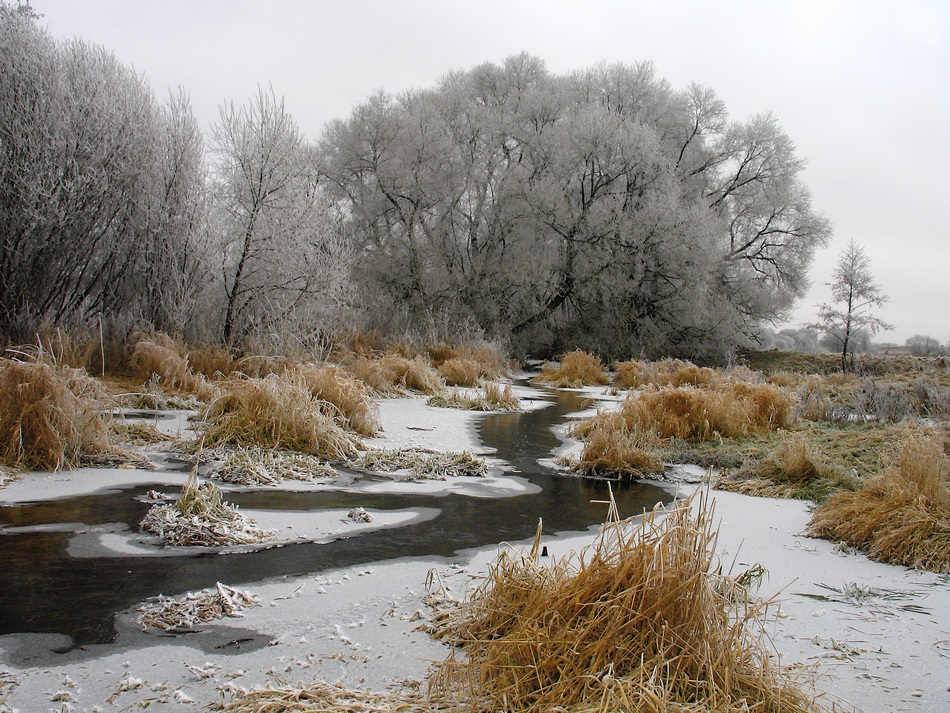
top-left (1, 6), bottom-right (833, 360)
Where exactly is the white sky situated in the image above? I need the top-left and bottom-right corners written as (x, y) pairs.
top-left (35, 0), bottom-right (950, 345)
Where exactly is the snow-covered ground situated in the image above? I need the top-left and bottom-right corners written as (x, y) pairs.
top-left (0, 386), bottom-right (947, 712)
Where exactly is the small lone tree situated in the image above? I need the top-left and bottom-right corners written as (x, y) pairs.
top-left (814, 240), bottom-right (893, 371)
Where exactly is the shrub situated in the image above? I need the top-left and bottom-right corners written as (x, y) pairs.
top-left (0, 359), bottom-right (116, 470)
top-left (534, 350), bottom-right (608, 388)
top-left (808, 436), bottom-right (950, 572)
top-left (198, 375), bottom-right (361, 461)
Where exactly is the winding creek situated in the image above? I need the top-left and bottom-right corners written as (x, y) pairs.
top-left (0, 386), bottom-right (672, 651)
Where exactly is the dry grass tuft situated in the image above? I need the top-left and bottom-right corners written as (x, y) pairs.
top-left (438, 357), bottom-right (482, 387)
top-left (808, 436), bottom-right (950, 572)
top-left (0, 358), bottom-right (118, 471)
top-left (718, 432), bottom-right (854, 501)
top-left (199, 375), bottom-right (362, 461)
top-left (428, 491), bottom-right (821, 713)
top-left (293, 364), bottom-right (381, 436)
top-left (207, 446), bottom-right (337, 486)
top-left (353, 447), bottom-right (488, 479)
top-left (428, 383), bottom-right (521, 412)
top-left (130, 335), bottom-right (216, 401)
top-left (345, 354), bottom-right (444, 396)
top-left (215, 680), bottom-right (431, 712)
top-left (138, 582), bottom-right (258, 632)
top-left (535, 350), bottom-right (609, 388)
top-left (141, 471), bottom-right (276, 547)
top-left (566, 411), bottom-right (663, 478)
top-left (188, 344), bottom-right (236, 379)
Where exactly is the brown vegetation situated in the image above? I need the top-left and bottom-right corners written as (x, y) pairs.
top-left (808, 436), bottom-right (950, 572)
top-left (0, 358), bottom-right (118, 470)
top-left (428, 491), bottom-right (820, 713)
top-left (344, 354), bottom-right (444, 396)
top-left (428, 383), bottom-right (521, 412)
top-left (534, 350), bottom-right (609, 388)
top-left (293, 363), bottom-right (381, 436)
top-left (130, 334), bottom-right (216, 401)
top-left (198, 375), bottom-right (362, 461)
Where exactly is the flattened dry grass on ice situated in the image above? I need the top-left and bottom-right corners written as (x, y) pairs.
top-left (207, 446), bottom-right (336, 486)
top-left (428, 490), bottom-right (822, 713)
top-left (0, 358), bottom-right (121, 471)
top-left (808, 436), bottom-right (950, 572)
top-left (214, 679), bottom-right (434, 713)
top-left (428, 383), bottom-right (521, 412)
top-left (138, 582), bottom-right (258, 632)
top-left (353, 447), bottom-right (488, 479)
top-left (534, 350), bottom-right (609, 388)
top-left (199, 374), bottom-right (362, 461)
top-left (141, 471), bottom-right (276, 547)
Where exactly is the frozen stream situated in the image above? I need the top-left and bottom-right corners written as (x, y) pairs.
top-left (0, 385), bottom-right (672, 650)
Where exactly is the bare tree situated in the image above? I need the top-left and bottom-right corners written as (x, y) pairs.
top-left (814, 240), bottom-right (893, 371)
top-left (212, 86), bottom-right (352, 345)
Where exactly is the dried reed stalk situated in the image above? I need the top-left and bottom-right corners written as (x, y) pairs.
top-left (428, 383), bottom-right (521, 412)
top-left (354, 448), bottom-right (488, 479)
top-left (207, 446), bottom-right (336, 485)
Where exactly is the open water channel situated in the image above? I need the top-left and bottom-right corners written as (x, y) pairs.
top-left (0, 386), bottom-right (672, 653)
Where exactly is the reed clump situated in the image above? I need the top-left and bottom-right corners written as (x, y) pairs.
top-left (429, 492), bottom-right (821, 713)
top-left (0, 358), bottom-right (118, 471)
top-left (130, 334), bottom-right (216, 402)
top-left (353, 447), bottom-right (488, 479)
top-left (534, 350), bottom-right (609, 388)
top-left (207, 446), bottom-right (337, 486)
top-left (293, 363), bottom-right (381, 436)
top-left (438, 357), bottom-right (482, 387)
top-left (428, 383), bottom-right (521, 412)
top-left (808, 436), bottom-right (950, 572)
top-left (141, 471), bottom-right (276, 547)
top-left (344, 354), bottom-right (444, 396)
top-left (199, 374), bottom-right (362, 461)
top-left (567, 411), bottom-right (663, 477)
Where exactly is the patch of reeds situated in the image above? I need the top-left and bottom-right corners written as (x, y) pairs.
top-left (110, 419), bottom-right (178, 446)
top-left (293, 363), bottom-right (381, 436)
top-left (353, 447), bottom-right (488, 479)
top-left (438, 357), bottom-right (482, 387)
top-left (214, 680), bottom-right (431, 713)
top-left (344, 354), bottom-right (444, 396)
top-left (130, 335), bottom-right (216, 402)
top-left (565, 411), bottom-right (663, 478)
top-left (808, 436), bottom-right (950, 572)
top-left (138, 582), bottom-right (258, 632)
top-left (428, 383), bottom-right (521, 412)
top-left (198, 375), bottom-right (362, 461)
top-left (534, 350), bottom-right (609, 388)
top-left (428, 491), bottom-right (821, 713)
top-left (0, 358), bottom-right (119, 471)
top-left (141, 471), bottom-right (276, 547)
top-left (207, 446), bottom-right (337, 486)
top-left (188, 344), bottom-right (236, 379)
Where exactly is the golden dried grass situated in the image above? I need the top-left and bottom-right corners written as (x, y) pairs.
top-left (0, 358), bottom-right (117, 471)
top-left (428, 491), bottom-right (820, 713)
top-left (428, 383), bottom-right (521, 412)
top-left (344, 354), bottom-right (444, 396)
top-left (569, 411), bottom-right (663, 477)
top-left (534, 350), bottom-right (609, 388)
top-left (438, 357), bottom-right (482, 387)
top-left (293, 364), bottom-right (381, 436)
top-left (199, 375), bottom-right (362, 461)
top-left (130, 335), bottom-right (216, 401)
top-left (808, 436), bottom-right (950, 572)
top-left (353, 447), bottom-right (488, 479)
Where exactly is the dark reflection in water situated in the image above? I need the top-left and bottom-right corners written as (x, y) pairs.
top-left (0, 386), bottom-right (671, 648)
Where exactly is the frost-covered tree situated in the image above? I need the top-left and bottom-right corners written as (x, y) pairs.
top-left (212, 86), bottom-right (352, 345)
top-left (814, 240), bottom-right (892, 371)
top-left (319, 55), bottom-right (830, 360)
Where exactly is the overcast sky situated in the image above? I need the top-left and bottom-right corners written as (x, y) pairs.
top-left (35, 0), bottom-right (949, 345)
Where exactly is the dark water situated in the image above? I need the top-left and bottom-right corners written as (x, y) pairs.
top-left (0, 386), bottom-right (671, 649)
